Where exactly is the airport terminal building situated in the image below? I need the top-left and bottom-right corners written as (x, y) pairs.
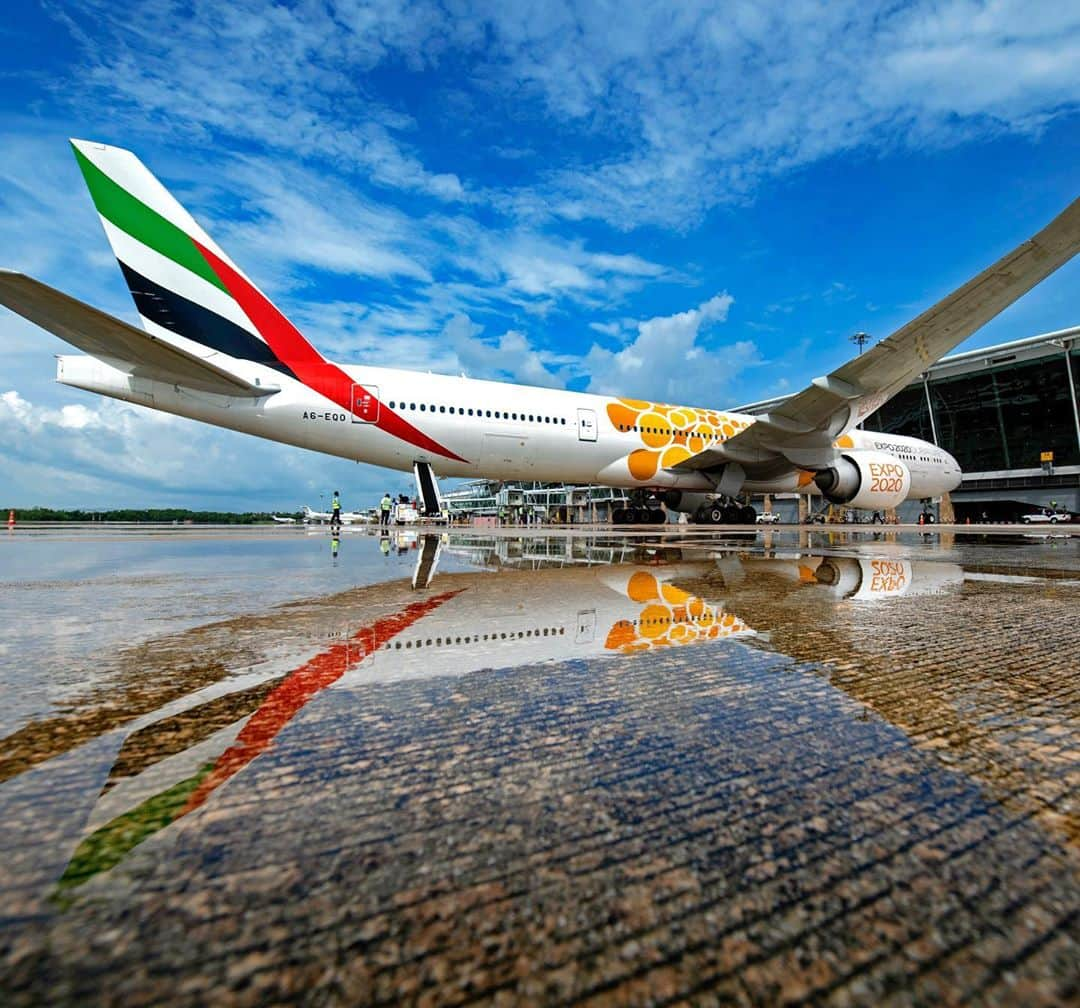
top-left (740, 327), bottom-right (1080, 520)
top-left (864, 328), bottom-right (1079, 518)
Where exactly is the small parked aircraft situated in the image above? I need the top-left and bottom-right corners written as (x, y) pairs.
top-left (301, 505), bottom-right (370, 525)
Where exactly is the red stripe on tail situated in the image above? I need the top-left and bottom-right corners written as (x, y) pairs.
top-left (193, 240), bottom-right (467, 463)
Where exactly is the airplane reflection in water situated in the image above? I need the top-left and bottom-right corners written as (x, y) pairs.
top-left (49, 535), bottom-right (963, 895)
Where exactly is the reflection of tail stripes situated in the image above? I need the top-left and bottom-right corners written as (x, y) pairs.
top-left (183, 589), bottom-right (463, 813)
top-left (54, 588), bottom-right (465, 895)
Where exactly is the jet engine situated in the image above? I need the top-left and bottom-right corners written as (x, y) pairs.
top-left (813, 451), bottom-right (911, 510)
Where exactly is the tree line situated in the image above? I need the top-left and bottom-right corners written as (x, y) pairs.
top-left (5, 508), bottom-right (303, 524)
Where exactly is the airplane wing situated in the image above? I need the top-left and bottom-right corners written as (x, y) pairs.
top-left (673, 195), bottom-right (1080, 472)
top-left (0, 270), bottom-right (274, 398)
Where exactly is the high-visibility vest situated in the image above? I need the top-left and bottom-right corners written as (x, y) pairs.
top-left (332, 495), bottom-right (340, 509)
top-left (381, 497), bottom-right (392, 511)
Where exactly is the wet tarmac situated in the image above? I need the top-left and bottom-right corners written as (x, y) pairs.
top-left (1, 525), bottom-right (1078, 1006)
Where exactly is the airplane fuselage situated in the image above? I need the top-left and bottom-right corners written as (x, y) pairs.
top-left (57, 354), bottom-right (962, 502)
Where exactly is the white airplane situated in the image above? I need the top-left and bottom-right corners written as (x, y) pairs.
top-left (301, 504), bottom-right (369, 525)
top-left (1, 141), bottom-right (1078, 523)
top-left (270, 514), bottom-right (297, 524)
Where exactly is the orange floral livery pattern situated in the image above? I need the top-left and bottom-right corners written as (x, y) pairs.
top-left (606, 398), bottom-right (754, 481)
top-left (604, 571), bottom-right (750, 653)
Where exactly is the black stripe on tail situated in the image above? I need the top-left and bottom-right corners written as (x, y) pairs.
top-left (117, 262), bottom-right (297, 378)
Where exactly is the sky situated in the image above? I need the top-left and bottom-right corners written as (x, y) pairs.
top-left (0, 0), bottom-right (1078, 511)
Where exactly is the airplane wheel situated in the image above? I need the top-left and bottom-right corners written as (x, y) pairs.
top-left (722, 505), bottom-right (741, 524)
top-left (649, 508), bottom-right (666, 524)
top-left (612, 507), bottom-right (628, 525)
top-left (708, 506), bottom-right (725, 524)
top-left (739, 505), bottom-right (757, 524)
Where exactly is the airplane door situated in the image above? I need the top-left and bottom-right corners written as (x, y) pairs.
top-left (352, 384), bottom-right (379, 423)
top-left (577, 408), bottom-right (597, 442)
top-left (575, 609), bottom-right (596, 644)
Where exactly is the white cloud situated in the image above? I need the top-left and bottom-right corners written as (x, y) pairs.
top-left (445, 314), bottom-right (569, 388)
top-left (59, 0), bottom-right (468, 203)
top-left (52, 2), bottom-right (1079, 233)
top-left (0, 386), bottom-right (410, 511)
top-left (584, 292), bottom-right (763, 405)
top-left (480, 1), bottom-right (1080, 228)
top-left (0, 130), bottom-right (130, 305)
top-left (216, 157), bottom-right (436, 287)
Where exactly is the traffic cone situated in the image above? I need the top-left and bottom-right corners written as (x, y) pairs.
top-left (918, 513), bottom-right (924, 526)
top-left (7, 509), bottom-right (14, 529)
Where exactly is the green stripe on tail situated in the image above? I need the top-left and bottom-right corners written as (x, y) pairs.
top-left (72, 144), bottom-right (228, 294)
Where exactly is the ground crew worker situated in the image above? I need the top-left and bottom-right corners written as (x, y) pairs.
top-left (498, 505), bottom-right (507, 526)
top-left (330, 490), bottom-right (341, 530)
top-left (380, 492), bottom-right (393, 527)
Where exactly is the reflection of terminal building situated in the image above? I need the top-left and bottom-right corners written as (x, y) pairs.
top-left (743, 328), bottom-right (1079, 519)
top-left (443, 481), bottom-right (635, 523)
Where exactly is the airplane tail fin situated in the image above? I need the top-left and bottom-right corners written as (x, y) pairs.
top-left (70, 139), bottom-right (326, 380)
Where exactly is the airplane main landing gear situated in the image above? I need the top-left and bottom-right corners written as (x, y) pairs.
top-left (694, 500), bottom-right (759, 525)
top-left (612, 506), bottom-right (666, 525)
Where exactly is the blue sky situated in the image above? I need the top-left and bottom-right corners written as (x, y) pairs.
top-left (1, 0), bottom-right (1078, 511)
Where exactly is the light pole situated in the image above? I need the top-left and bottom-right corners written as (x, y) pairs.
top-left (850, 333), bottom-right (870, 429)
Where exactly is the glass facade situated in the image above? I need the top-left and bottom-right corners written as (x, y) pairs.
top-left (865, 349), bottom-right (1080, 471)
top-left (865, 385), bottom-right (934, 444)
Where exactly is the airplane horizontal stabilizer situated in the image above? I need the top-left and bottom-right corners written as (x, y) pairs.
top-left (0, 271), bottom-right (274, 398)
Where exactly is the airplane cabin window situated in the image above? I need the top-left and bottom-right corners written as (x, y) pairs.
top-left (420, 404), bottom-right (426, 411)
top-left (440, 406), bottom-right (446, 413)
